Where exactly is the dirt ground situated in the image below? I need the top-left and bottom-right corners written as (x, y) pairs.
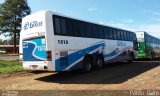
top-left (0, 60), bottom-right (160, 91)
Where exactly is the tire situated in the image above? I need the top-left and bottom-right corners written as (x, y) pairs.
top-left (128, 53), bottom-right (134, 63)
top-left (83, 57), bottom-right (93, 72)
top-left (95, 56), bottom-right (104, 69)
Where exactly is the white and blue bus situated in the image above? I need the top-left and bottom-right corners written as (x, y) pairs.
top-left (20, 10), bottom-right (138, 72)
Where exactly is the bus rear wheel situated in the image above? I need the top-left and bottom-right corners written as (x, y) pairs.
top-left (95, 56), bottom-right (104, 69)
top-left (83, 57), bottom-right (93, 72)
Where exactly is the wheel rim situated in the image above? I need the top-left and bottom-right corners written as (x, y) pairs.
top-left (97, 59), bottom-right (103, 67)
top-left (85, 61), bottom-right (91, 71)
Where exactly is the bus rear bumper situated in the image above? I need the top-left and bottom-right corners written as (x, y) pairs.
top-left (23, 61), bottom-right (54, 71)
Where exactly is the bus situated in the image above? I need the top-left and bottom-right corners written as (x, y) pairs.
top-left (136, 31), bottom-right (160, 59)
top-left (20, 10), bottom-right (138, 72)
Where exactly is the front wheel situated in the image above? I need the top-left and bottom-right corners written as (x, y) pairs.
top-left (83, 57), bottom-right (93, 72)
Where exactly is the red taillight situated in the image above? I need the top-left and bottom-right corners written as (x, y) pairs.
top-left (46, 51), bottom-right (52, 61)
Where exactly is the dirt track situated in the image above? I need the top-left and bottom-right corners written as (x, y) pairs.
top-left (0, 61), bottom-right (160, 90)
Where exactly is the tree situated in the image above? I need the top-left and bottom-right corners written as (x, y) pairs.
top-left (0, 0), bottom-right (31, 53)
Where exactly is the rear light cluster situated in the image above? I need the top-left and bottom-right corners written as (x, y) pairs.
top-left (46, 51), bottom-right (52, 61)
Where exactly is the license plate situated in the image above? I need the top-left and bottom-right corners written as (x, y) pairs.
top-left (31, 65), bottom-right (38, 69)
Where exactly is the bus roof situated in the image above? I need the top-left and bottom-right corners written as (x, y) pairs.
top-left (24, 10), bottom-right (136, 34)
top-left (136, 31), bottom-right (160, 40)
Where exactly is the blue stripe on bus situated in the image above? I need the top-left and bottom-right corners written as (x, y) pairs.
top-left (104, 49), bottom-right (119, 58)
top-left (55, 42), bottom-right (105, 71)
top-left (55, 44), bottom-right (131, 71)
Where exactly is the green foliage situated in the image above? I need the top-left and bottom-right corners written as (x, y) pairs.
top-left (0, 0), bottom-right (31, 53)
top-left (0, 0), bottom-right (31, 33)
top-left (0, 60), bottom-right (23, 74)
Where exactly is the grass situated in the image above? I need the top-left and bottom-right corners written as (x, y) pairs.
top-left (0, 60), bottom-right (23, 74)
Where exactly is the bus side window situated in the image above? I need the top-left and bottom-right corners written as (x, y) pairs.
top-left (117, 30), bottom-right (121, 40)
top-left (126, 32), bottom-right (129, 41)
top-left (129, 33), bottom-right (132, 41)
top-left (108, 28), bottom-right (113, 39)
top-left (123, 31), bottom-right (127, 41)
top-left (54, 17), bottom-right (61, 34)
top-left (113, 29), bottom-right (117, 40)
top-left (98, 26), bottom-right (104, 39)
top-left (86, 23), bottom-right (92, 38)
top-left (126, 31), bottom-right (129, 41)
top-left (104, 27), bottom-right (109, 39)
top-left (61, 18), bottom-right (67, 35)
top-left (120, 30), bottom-right (124, 40)
top-left (92, 24), bottom-right (98, 38)
top-left (66, 19), bottom-right (73, 36)
top-left (79, 22), bottom-right (86, 37)
top-left (145, 35), bottom-right (148, 42)
top-left (73, 20), bottom-right (79, 36)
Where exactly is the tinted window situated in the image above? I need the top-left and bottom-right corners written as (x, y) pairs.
top-left (79, 22), bottom-right (86, 36)
top-left (129, 33), bottom-right (133, 41)
top-left (73, 20), bottom-right (79, 36)
top-left (93, 24), bottom-right (98, 38)
top-left (145, 35), bottom-right (148, 42)
top-left (98, 26), bottom-right (104, 39)
top-left (133, 34), bottom-right (137, 41)
top-left (117, 30), bottom-right (121, 40)
top-left (108, 28), bottom-right (113, 39)
top-left (86, 23), bottom-right (92, 37)
top-left (126, 32), bottom-right (129, 41)
top-left (66, 19), bottom-right (73, 35)
top-left (123, 31), bottom-right (127, 41)
top-left (150, 37), bottom-right (152, 43)
top-left (120, 30), bottom-right (124, 40)
top-left (61, 18), bottom-right (67, 34)
top-left (54, 17), bottom-right (61, 34)
top-left (104, 27), bottom-right (109, 39)
top-left (113, 29), bottom-right (117, 40)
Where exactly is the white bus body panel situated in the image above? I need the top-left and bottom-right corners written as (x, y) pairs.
top-left (20, 10), bottom-right (137, 71)
top-left (54, 35), bottom-right (134, 71)
top-left (20, 11), bottom-right (55, 71)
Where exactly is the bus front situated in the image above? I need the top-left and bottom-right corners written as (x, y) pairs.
top-left (20, 11), bottom-right (53, 71)
top-left (136, 32), bottom-right (146, 58)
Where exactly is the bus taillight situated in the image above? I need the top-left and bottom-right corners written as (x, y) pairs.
top-left (46, 51), bottom-right (52, 61)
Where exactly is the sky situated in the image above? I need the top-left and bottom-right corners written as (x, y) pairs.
top-left (0, 0), bottom-right (160, 39)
